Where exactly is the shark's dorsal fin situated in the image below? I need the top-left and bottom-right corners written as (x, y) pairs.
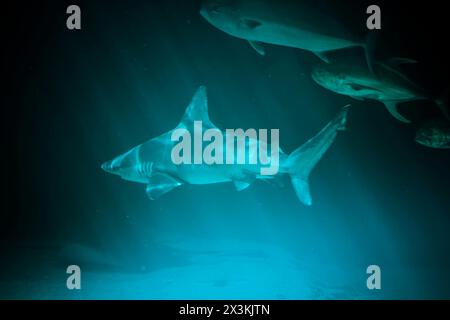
top-left (179, 86), bottom-right (215, 127)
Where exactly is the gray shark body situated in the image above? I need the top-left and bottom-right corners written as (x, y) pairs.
top-left (200, 0), bottom-right (373, 71)
top-left (311, 58), bottom-right (446, 123)
top-left (102, 86), bottom-right (349, 205)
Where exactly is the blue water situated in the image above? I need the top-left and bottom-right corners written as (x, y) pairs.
top-left (1, 0), bottom-right (449, 299)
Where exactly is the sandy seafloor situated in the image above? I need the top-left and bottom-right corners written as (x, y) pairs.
top-left (0, 239), bottom-right (427, 300)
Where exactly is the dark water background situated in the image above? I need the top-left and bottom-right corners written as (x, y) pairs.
top-left (2, 0), bottom-right (449, 299)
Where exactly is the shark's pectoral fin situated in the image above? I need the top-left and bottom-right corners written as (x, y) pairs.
top-left (145, 173), bottom-right (183, 200)
top-left (313, 51), bottom-right (330, 63)
top-left (383, 101), bottom-right (411, 123)
top-left (248, 41), bottom-right (266, 56)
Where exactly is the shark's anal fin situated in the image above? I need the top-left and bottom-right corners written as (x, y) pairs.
top-left (313, 51), bottom-right (330, 63)
top-left (248, 41), bottom-right (266, 56)
top-left (383, 101), bottom-right (411, 123)
top-left (233, 180), bottom-right (251, 191)
top-left (145, 173), bottom-right (183, 200)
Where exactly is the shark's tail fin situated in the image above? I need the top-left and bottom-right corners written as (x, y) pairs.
top-left (286, 105), bottom-right (350, 206)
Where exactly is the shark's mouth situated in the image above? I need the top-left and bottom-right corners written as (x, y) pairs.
top-left (101, 161), bottom-right (119, 174)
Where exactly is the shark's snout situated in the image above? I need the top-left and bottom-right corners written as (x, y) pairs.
top-left (101, 160), bottom-right (120, 174)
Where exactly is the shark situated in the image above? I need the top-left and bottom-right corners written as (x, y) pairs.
top-left (200, 0), bottom-right (375, 73)
top-left (101, 86), bottom-right (350, 205)
top-left (311, 57), bottom-right (449, 123)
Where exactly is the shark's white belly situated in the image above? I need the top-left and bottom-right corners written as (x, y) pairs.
top-left (173, 164), bottom-right (235, 185)
top-left (174, 163), bottom-right (266, 185)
